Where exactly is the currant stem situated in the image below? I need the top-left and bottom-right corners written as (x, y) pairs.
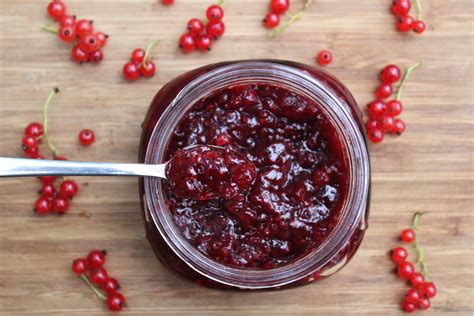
top-left (395, 62), bottom-right (422, 101)
top-left (80, 274), bottom-right (107, 300)
top-left (270, 0), bottom-right (313, 37)
top-left (414, 0), bottom-right (423, 20)
top-left (411, 211), bottom-right (430, 281)
top-left (43, 88), bottom-right (60, 158)
top-left (41, 23), bottom-right (57, 34)
top-left (142, 39), bottom-right (161, 66)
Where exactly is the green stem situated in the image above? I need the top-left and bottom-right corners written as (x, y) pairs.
top-left (41, 23), bottom-right (57, 34)
top-left (141, 38), bottom-right (161, 67)
top-left (396, 62), bottom-right (422, 101)
top-left (270, 0), bottom-right (313, 37)
top-left (411, 212), bottom-right (430, 281)
top-left (414, 0), bottom-right (423, 20)
top-left (80, 274), bottom-right (107, 300)
top-left (42, 88), bottom-right (60, 158)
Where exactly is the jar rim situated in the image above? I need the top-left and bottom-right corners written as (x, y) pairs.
top-left (143, 61), bottom-right (370, 289)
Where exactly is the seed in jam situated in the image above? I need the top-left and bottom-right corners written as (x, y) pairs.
top-left (166, 145), bottom-right (257, 200)
top-left (164, 83), bottom-right (348, 269)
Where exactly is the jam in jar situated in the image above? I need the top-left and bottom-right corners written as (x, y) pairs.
top-left (139, 60), bottom-right (370, 289)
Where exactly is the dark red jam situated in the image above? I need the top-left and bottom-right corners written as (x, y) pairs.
top-left (165, 145), bottom-right (257, 200)
top-left (163, 83), bottom-right (349, 269)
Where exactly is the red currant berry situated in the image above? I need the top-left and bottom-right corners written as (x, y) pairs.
top-left (263, 13), bottom-right (280, 28)
top-left (206, 21), bottom-right (226, 39)
top-left (392, 119), bottom-right (406, 135)
top-left (72, 258), bottom-right (88, 275)
top-left (418, 297), bottom-right (431, 310)
top-left (214, 134), bottom-right (231, 147)
top-left (78, 129), bottom-right (95, 146)
top-left (140, 61), bottom-right (156, 77)
top-left (79, 33), bottom-right (100, 53)
top-left (161, 0), bottom-right (174, 5)
top-left (385, 100), bottom-right (403, 116)
top-left (187, 18), bottom-right (205, 37)
top-left (102, 277), bottom-right (121, 295)
top-left (40, 183), bottom-right (56, 198)
top-left (123, 62), bottom-right (140, 81)
top-left (87, 249), bottom-right (107, 268)
top-left (47, 0), bottom-right (67, 21)
top-left (206, 5), bottom-right (224, 23)
top-left (90, 267), bottom-right (108, 285)
top-left (413, 20), bottom-right (426, 34)
top-left (367, 100), bottom-right (386, 118)
top-left (34, 197), bottom-right (52, 215)
top-left (75, 19), bottom-right (94, 38)
top-left (421, 282), bottom-right (437, 298)
top-left (24, 146), bottom-right (39, 158)
top-left (131, 48), bottom-right (146, 64)
top-left (410, 273), bottom-right (425, 288)
top-left (196, 34), bottom-right (213, 51)
top-left (405, 288), bottom-right (421, 304)
top-left (375, 83), bottom-right (393, 99)
top-left (41, 176), bottom-right (56, 184)
top-left (391, 0), bottom-right (411, 17)
top-left (95, 32), bottom-right (109, 46)
top-left (52, 197), bottom-right (69, 214)
top-left (396, 15), bottom-right (415, 32)
top-left (379, 115), bottom-right (395, 132)
top-left (59, 180), bottom-right (78, 198)
top-left (71, 45), bottom-right (88, 63)
top-left (179, 33), bottom-right (196, 52)
top-left (58, 26), bottom-right (76, 42)
top-left (391, 246), bottom-right (408, 264)
top-left (25, 122), bottom-right (44, 138)
top-left (317, 50), bottom-right (332, 66)
top-left (270, 0), bottom-right (290, 15)
top-left (367, 128), bottom-right (384, 143)
top-left (398, 261), bottom-right (415, 280)
top-left (22, 135), bottom-right (38, 152)
top-left (401, 228), bottom-right (416, 243)
top-left (381, 65), bottom-right (401, 83)
top-left (107, 292), bottom-right (126, 312)
top-left (88, 50), bottom-right (103, 63)
top-left (401, 300), bottom-right (416, 313)
top-left (59, 15), bottom-right (76, 27)
top-left (365, 119), bottom-right (381, 131)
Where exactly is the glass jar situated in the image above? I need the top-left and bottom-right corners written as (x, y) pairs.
top-left (138, 60), bottom-right (370, 290)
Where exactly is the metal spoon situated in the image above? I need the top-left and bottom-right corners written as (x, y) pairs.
top-left (0, 156), bottom-right (168, 179)
top-left (0, 145), bottom-right (228, 179)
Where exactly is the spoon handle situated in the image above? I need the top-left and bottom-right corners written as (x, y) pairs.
top-left (0, 157), bottom-right (167, 179)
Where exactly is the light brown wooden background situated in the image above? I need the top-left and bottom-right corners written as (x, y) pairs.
top-left (1, 1), bottom-right (473, 315)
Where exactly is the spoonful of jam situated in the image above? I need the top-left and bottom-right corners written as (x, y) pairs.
top-left (0, 145), bottom-right (257, 200)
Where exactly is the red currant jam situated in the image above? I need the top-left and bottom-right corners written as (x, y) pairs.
top-left (163, 83), bottom-right (348, 269)
top-left (166, 145), bottom-right (257, 200)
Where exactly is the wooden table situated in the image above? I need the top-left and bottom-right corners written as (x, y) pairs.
top-left (1, 1), bottom-right (472, 315)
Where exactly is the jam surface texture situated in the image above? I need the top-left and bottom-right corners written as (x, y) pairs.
top-left (164, 83), bottom-right (349, 269)
top-left (166, 145), bottom-right (257, 200)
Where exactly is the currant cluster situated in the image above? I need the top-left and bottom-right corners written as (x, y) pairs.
top-left (178, 4), bottom-right (225, 53)
top-left (263, 0), bottom-right (290, 29)
top-left (391, 0), bottom-right (426, 34)
top-left (316, 50), bottom-right (332, 66)
top-left (72, 250), bottom-right (126, 312)
top-left (391, 213), bottom-right (437, 313)
top-left (45, 0), bottom-right (108, 63)
top-left (365, 63), bottom-right (421, 143)
top-left (123, 39), bottom-right (160, 81)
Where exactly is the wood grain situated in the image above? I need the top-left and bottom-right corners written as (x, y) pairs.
top-left (0, 0), bottom-right (473, 315)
